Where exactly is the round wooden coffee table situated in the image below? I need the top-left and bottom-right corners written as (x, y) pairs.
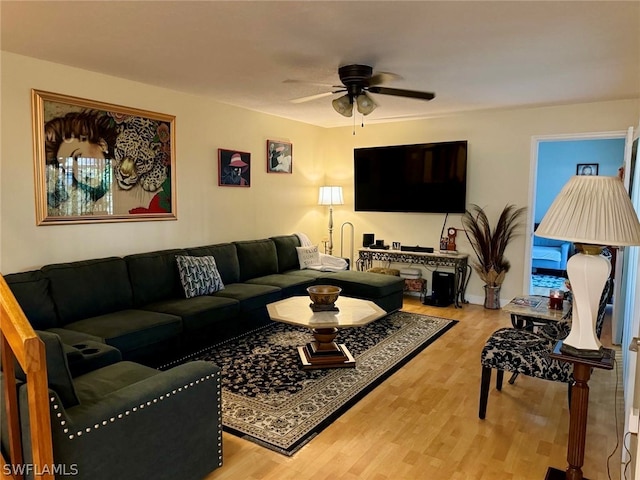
top-left (266, 295), bottom-right (387, 370)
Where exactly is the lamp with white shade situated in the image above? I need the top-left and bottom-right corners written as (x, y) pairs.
top-left (318, 186), bottom-right (344, 256)
top-left (536, 175), bottom-right (640, 358)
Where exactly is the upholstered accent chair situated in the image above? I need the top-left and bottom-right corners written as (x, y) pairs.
top-left (11, 331), bottom-right (222, 480)
top-left (478, 279), bottom-right (611, 419)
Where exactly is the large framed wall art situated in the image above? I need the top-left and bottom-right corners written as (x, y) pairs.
top-left (32, 90), bottom-right (177, 225)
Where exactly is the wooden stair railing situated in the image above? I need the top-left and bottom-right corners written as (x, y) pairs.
top-left (0, 274), bottom-right (53, 480)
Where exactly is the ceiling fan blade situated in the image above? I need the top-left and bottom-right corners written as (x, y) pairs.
top-left (290, 91), bottom-right (338, 104)
top-left (283, 79), bottom-right (340, 88)
top-left (369, 72), bottom-right (402, 86)
top-left (368, 86), bottom-right (435, 101)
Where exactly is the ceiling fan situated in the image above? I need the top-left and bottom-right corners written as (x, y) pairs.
top-left (288, 64), bottom-right (435, 117)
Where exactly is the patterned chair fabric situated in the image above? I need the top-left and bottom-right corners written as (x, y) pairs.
top-left (481, 326), bottom-right (573, 383)
top-left (479, 278), bottom-right (611, 419)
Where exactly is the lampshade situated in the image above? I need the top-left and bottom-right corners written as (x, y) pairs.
top-left (536, 176), bottom-right (640, 246)
top-left (356, 93), bottom-right (377, 115)
top-left (536, 175), bottom-right (640, 359)
top-left (318, 186), bottom-right (344, 206)
top-left (332, 95), bottom-right (353, 117)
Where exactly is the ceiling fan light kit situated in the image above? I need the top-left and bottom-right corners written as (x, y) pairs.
top-left (332, 95), bottom-right (353, 117)
top-left (290, 63), bottom-right (435, 118)
top-left (356, 93), bottom-right (377, 115)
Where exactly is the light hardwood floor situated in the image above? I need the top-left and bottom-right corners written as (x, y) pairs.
top-left (204, 296), bottom-right (623, 480)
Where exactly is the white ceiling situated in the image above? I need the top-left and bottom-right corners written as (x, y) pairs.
top-left (1, 1), bottom-right (638, 128)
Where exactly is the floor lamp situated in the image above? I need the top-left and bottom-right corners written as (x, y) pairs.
top-left (318, 186), bottom-right (344, 256)
top-left (536, 175), bottom-right (640, 358)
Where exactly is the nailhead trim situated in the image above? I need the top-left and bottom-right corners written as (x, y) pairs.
top-left (217, 375), bottom-right (223, 464)
top-left (50, 373), bottom-right (219, 441)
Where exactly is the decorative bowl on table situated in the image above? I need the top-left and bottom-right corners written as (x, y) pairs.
top-left (307, 285), bottom-right (341, 312)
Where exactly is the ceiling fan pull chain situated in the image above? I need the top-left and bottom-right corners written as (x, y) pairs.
top-left (353, 114), bottom-right (356, 135)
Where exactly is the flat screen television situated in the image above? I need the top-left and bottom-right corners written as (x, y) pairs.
top-left (354, 140), bottom-right (468, 213)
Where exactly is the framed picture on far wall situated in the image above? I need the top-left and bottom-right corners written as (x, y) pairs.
top-left (31, 89), bottom-right (176, 225)
top-left (266, 140), bottom-right (292, 173)
top-left (218, 149), bottom-right (250, 187)
top-left (576, 163), bottom-right (599, 176)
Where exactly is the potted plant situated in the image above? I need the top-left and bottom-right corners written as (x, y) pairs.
top-left (461, 204), bottom-right (526, 309)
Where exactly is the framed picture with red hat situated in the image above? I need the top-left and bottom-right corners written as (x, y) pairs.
top-left (267, 140), bottom-right (292, 174)
top-left (218, 149), bottom-right (251, 187)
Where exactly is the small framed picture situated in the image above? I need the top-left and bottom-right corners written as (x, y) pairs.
top-left (576, 163), bottom-right (599, 176)
top-left (218, 149), bottom-right (250, 187)
top-left (266, 140), bottom-right (292, 173)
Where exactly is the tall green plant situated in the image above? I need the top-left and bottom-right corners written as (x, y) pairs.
top-left (461, 204), bottom-right (527, 286)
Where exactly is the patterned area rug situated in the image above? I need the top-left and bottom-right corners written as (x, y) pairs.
top-left (531, 274), bottom-right (566, 289)
top-left (177, 311), bottom-right (456, 455)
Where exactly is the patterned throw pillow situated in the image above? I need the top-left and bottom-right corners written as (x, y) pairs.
top-left (176, 255), bottom-right (225, 299)
top-left (296, 245), bottom-right (321, 269)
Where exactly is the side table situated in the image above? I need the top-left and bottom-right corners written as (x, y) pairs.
top-left (503, 296), bottom-right (570, 330)
top-left (545, 341), bottom-right (615, 480)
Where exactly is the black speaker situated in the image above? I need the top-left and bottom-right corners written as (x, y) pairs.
top-left (423, 271), bottom-right (455, 307)
top-left (363, 233), bottom-right (375, 247)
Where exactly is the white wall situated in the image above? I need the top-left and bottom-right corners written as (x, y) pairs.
top-left (323, 101), bottom-right (640, 304)
top-left (2, 52), bottom-right (638, 305)
top-left (0, 52), bottom-right (327, 273)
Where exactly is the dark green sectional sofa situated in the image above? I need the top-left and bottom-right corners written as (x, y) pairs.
top-left (3, 234), bottom-right (403, 480)
top-left (5, 234), bottom-right (404, 368)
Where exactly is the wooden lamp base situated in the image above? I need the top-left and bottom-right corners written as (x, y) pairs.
top-left (545, 467), bottom-right (590, 480)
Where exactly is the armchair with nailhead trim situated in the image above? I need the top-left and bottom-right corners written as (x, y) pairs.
top-left (12, 331), bottom-right (222, 480)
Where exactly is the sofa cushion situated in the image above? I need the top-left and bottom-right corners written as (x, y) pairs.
top-left (317, 270), bottom-right (405, 298)
top-left (246, 274), bottom-right (314, 297)
top-left (532, 246), bottom-right (562, 263)
top-left (72, 361), bottom-right (160, 406)
top-left (283, 269), bottom-right (327, 279)
top-left (270, 235), bottom-right (302, 272)
top-left (42, 257), bottom-right (134, 325)
top-left (176, 255), bottom-right (224, 298)
top-left (233, 239), bottom-right (279, 281)
top-left (142, 295), bottom-right (240, 333)
top-left (125, 249), bottom-right (187, 306)
top-left (63, 309), bottom-right (182, 355)
top-left (213, 283), bottom-right (281, 312)
top-left (4, 270), bottom-right (58, 330)
top-left (296, 245), bottom-right (321, 269)
top-left (47, 328), bottom-right (105, 346)
top-left (186, 243), bottom-right (240, 284)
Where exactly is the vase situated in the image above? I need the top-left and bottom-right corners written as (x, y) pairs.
top-left (483, 285), bottom-right (501, 309)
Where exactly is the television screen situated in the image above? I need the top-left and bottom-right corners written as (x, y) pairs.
top-left (354, 141), bottom-right (468, 213)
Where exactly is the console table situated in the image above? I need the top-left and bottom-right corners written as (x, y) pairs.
top-left (356, 248), bottom-right (471, 307)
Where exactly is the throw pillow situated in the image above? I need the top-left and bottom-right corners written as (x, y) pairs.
top-left (176, 255), bottom-right (225, 298)
top-left (296, 245), bottom-right (321, 269)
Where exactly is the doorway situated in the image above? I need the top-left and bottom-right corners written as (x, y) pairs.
top-left (526, 132), bottom-right (627, 297)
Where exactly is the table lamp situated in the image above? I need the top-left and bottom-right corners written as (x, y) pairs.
top-left (318, 186), bottom-right (344, 255)
top-left (536, 175), bottom-right (640, 358)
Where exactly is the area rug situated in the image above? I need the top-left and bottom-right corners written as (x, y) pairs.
top-left (532, 274), bottom-right (566, 290)
top-left (174, 311), bottom-right (456, 456)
